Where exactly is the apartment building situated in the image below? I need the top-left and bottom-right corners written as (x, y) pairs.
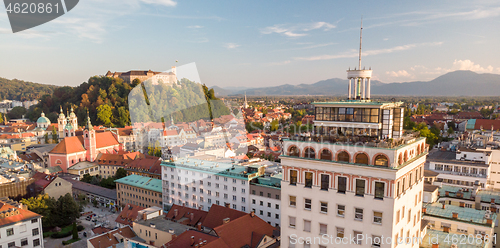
top-left (115, 174), bottom-right (162, 208)
top-left (280, 41), bottom-right (427, 247)
top-left (0, 198), bottom-right (44, 248)
top-left (161, 158), bottom-right (264, 212)
top-left (249, 175), bottom-right (281, 228)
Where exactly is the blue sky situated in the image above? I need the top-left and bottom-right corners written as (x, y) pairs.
top-left (1, 1), bottom-right (500, 88)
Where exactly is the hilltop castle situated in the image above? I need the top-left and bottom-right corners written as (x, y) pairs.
top-left (105, 66), bottom-right (177, 84)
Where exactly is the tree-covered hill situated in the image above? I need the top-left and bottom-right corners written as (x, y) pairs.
top-left (0, 77), bottom-right (58, 101)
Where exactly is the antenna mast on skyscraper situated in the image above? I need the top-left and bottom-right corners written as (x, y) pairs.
top-left (358, 16), bottom-right (363, 70)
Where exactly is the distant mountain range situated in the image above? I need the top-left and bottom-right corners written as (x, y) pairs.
top-left (210, 70), bottom-right (500, 96)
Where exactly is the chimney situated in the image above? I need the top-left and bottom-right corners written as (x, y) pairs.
top-left (445, 191), bottom-right (449, 196)
top-left (452, 212), bottom-right (458, 219)
top-left (191, 236), bottom-right (195, 246)
top-left (432, 244), bottom-right (439, 248)
top-left (190, 213), bottom-right (194, 221)
top-left (250, 211), bottom-right (255, 218)
top-left (459, 202), bottom-right (465, 208)
top-left (422, 207), bottom-right (426, 213)
top-left (225, 203), bottom-right (230, 208)
top-left (491, 198), bottom-right (495, 204)
top-left (142, 212), bottom-right (147, 220)
top-left (222, 217), bottom-right (230, 224)
top-left (197, 222), bottom-right (202, 231)
top-left (442, 204), bottom-right (445, 209)
top-left (491, 206), bottom-right (497, 213)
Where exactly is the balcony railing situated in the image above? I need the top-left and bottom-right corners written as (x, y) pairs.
top-left (286, 132), bottom-right (421, 149)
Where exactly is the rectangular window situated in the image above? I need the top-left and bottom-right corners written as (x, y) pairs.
top-left (338, 177), bottom-right (347, 194)
top-left (305, 172), bottom-right (313, 188)
top-left (319, 223), bottom-right (327, 235)
top-left (33, 238), bottom-right (40, 247)
top-left (289, 216), bottom-right (296, 228)
top-left (355, 179), bottom-right (365, 196)
top-left (304, 199), bottom-right (312, 210)
top-left (372, 235), bottom-right (381, 247)
top-left (289, 196), bottom-right (296, 206)
top-left (354, 231), bottom-right (362, 245)
top-left (8, 242), bottom-right (15, 248)
top-left (355, 208), bottom-right (363, 220)
top-left (373, 211), bottom-right (382, 224)
top-left (321, 174), bottom-right (329, 190)
top-left (304, 220), bottom-right (311, 232)
top-left (290, 170), bottom-right (297, 185)
top-left (7, 228), bottom-right (14, 236)
top-left (21, 238), bottom-right (28, 246)
top-left (337, 227), bottom-right (344, 238)
top-left (375, 182), bottom-right (385, 199)
top-left (408, 209), bottom-right (411, 223)
top-left (337, 205), bottom-right (345, 217)
top-left (320, 202), bottom-right (328, 213)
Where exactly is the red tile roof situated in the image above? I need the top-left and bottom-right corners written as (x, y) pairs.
top-left (115, 204), bottom-right (145, 226)
top-left (165, 204), bottom-right (208, 226)
top-left (50, 136), bottom-right (87, 154)
top-left (212, 214), bottom-right (277, 248)
top-left (88, 226), bottom-right (136, 248)
top-left (202, 204), bottom-right (246, 229)
top-left (96, 153), bottom-right (133, 166)
top-left (162, 230), bottom-right (222, 248)
top-left (125, 158), bottom-right (162, 175)
top-left (91, 226), bottom-right (112, 235)
top-left (32, 172), bottom-right (57, 191)
top-left (474, 119), bottom-right (500, 131)
top-left (0, 199), bottom-right (41, 228)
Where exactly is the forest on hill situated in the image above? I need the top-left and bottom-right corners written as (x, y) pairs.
top-left (25, 77), bottom-right (225, 128)
top-left (0, 77), bottom-right (58, 101)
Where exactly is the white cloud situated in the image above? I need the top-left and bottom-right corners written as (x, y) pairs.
top-left (224, 43), bottom-right (240, 49)
top-left (187, 25), bottom-right (203, 29)
top-left (267, 60), bottom-right (291, 66)
top-left (260, 21), bottom-right (336, 38)
top-left (386, 70), bottom-right (412, 78)
top-left (139, 0), bottom-right (177, 7)
top-left (451, 59), bottom-right (495, 73)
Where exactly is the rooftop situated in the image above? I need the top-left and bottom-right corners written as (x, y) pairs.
top-left (65, 178), bottom-right (117, 200)
top-left (424, 202), bottom-right (496, 227)
top-left (134, 215), bottom-right (194, 235)
top-left (438, 184), bottom-right (500, 205)
top-left (68, 161), bottom-right (98, 171)
top-left (313, 100), bottom-right (403, 107)
top-left (420, 229), bottom-right (486, 248)
top-left (161, 158), bottom-right (261, 180)
top-left (427, 150), bottom-right (488, 167)
top-left (114, 174), bottom-right (162, 193)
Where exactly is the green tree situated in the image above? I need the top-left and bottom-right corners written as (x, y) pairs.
top-left (44, 133), bottom-right (49, 144)
top-left (20, 194), bottom-right (56, 228)
top-left (52, 129), bottom-right (58, 143)
top-left (0, 112), bottom-right (3, 123)
top-left (403, 117), bottom-right (416, 130)
top-left (7, 106), bottom-right (27, 119)
top-left (76, 194), bottom-right (89, 209)
top-left (447, 126), bottom-right (454, 135)
top-left (54, 193), bottom-right (81, 227)
top-left (96, 104), bottom-right (113, 127)
top-left (72, 222), bottom-right (78, 240)
top-left (270, 119), bottom-right (280, 132)
top-left (99, 176), bottom-right (116, 189)
top-left (115, 168), bottom-right (127, 179)
top-left (81, 173), bottom-right (93, 183)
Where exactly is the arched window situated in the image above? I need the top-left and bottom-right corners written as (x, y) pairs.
top-left (288, 146), bottom-right (299, 157)
top-left (355, 153), bottom-right (369, 165)
top-left (416, 145), bottom-right (421, 155)
top-left (304, 148), bottom-right (316, 159)
top-left (374, 155), bottom-right (389, 167)
top-left (320, 149), bottom-right (332, 160)
top-left (337, 151), bottom-right (350, 162)
top-left (404, 151), bottom-right (408, 162)
top-left (398, 154), bottom-right (403, 165)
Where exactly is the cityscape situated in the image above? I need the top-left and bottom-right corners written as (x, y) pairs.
top-left (1, 1), bottom-right (500, 248)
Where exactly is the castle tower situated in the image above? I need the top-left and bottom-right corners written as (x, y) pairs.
top-left (57, 106), bottom-right (67, 139)
top-left (83, 112), bottom-right (97, 162)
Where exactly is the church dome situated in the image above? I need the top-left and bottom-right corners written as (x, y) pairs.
top-left (37, 112), bottom-right (51, 124)
top-left (70, 107), bottom-right (76, 118)
top-left (65, 120), bottom-right (74, 131)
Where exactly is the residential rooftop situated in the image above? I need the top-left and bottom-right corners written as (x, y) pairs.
top-left (438, 184), bottom-right (500, 205)
top-left (115, 174), bottom-right (162, 193)
top-left (65, 178), bottom-right (117, 200)
top-left (420, 229), bottom-right (487, 248)
top-left (68, 161), bottom-right (98, 170)
top-left (424, 202), bottom-right (497, 227)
